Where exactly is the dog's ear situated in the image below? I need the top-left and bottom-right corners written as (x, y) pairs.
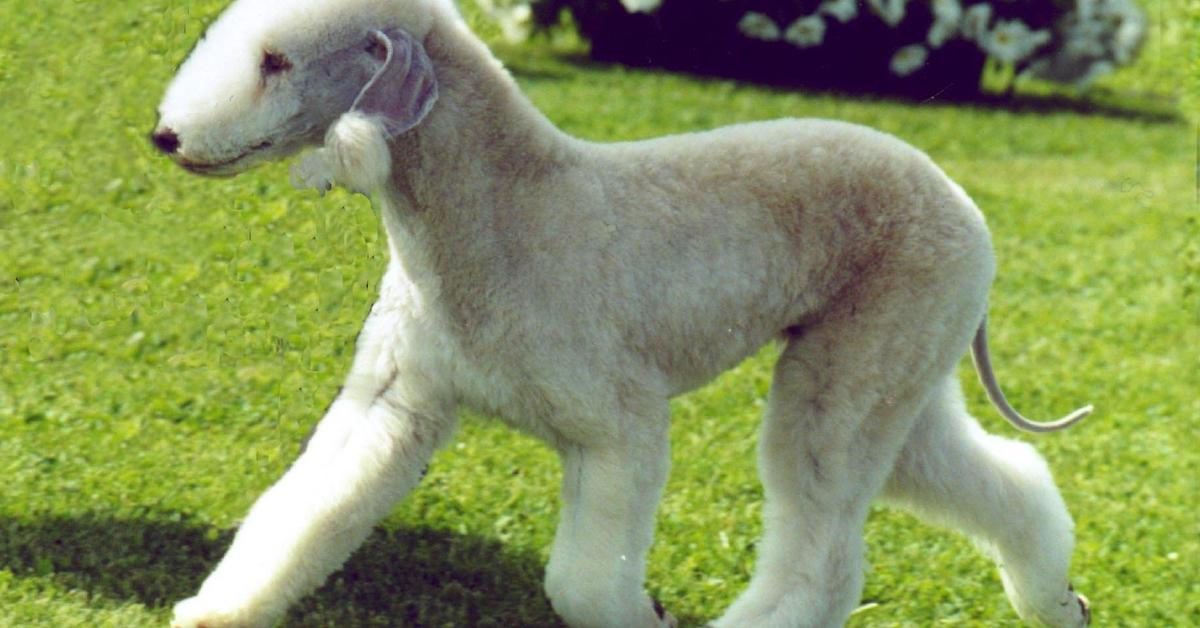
top-left (352, 29), bottom-right (439, 137)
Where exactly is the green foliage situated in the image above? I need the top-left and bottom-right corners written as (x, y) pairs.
top-left (513, 0), bottom-right (1144, 98)
top-left (0, 0), bottom-right (1193, 625)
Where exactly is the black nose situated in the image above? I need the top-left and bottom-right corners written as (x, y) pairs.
top-left (151, 128), bottom-right (180, 155)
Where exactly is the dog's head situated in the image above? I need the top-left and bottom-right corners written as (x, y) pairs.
top-left (151, 0), bottom-right (442, 178)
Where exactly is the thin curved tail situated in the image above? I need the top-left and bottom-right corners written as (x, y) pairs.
top-left (970, 315), bottom-right (1093, 433)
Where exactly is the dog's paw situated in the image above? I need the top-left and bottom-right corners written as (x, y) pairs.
top-left (1071, 585), bottom-right (1091, 626)
top-left (1014, 584), bottom-right (1091, 628)
top-left (652, 598), bottom-right (678, 628)
top-left (170, 596), bottom-right (242, 628)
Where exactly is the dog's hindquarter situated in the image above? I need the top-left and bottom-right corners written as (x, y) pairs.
top-left (566, 118), bottom-right (995, 395)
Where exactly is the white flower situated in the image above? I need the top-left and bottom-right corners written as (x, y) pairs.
top-left (932, 0), bottom-right (962, 22)
top-left (927, 21), bottom-right (956, 48)
top-left (1021, 0), bottom-right (1143, 88)
top-left (1062, 16), bottom-right (1106, 57)
top-left (1055, 0), bottom-right (1144, 63)
top-left (960, 3), bottom-right (991, 41)
top-left (1111, 10), bottom-right (1146, 64)
top-left (926, 0), bottom-right (961, 48)
top-left (496, 3), bottom-right (533, 42)
top-left (889, 43), bottom-right (928, 76)
top-left (474, 0), bottom-right (533, 42)
top-left (983, 19), bottom-right (1051, 63)
top-left (1075, 0), bottom-right (1097, 21)
top-left (738, 12), bottom-right (782, 41)
top-left (785, 15), bottom-right (827, 48)
top-left (1097, 0), bottom-right (1139, 21)
top-left (819, 0), bottom-right (858, 23)
top-left (868, 0), bottom-right (906, 26)
top-left (620, 0), bottom-right (662, 14)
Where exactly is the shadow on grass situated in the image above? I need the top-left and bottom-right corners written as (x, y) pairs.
top-left (0, 514), bottom-right (568, 626)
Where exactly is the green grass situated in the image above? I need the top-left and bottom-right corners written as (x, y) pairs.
top-left (0, 0), bottom-right (1195, 626)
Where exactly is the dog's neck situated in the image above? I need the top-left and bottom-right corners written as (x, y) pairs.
top-left (382, 13), bottom-right (582, 215)
top-left (372, 12), bottom-right (586, 325)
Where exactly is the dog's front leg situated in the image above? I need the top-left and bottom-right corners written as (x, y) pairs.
top-left (172, 302), bottom-right (457, 628)
top-left (543, 405), bottom-right (676, 628)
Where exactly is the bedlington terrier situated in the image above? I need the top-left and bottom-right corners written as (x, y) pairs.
top-left (152, 0), bottom-right (1093, 625)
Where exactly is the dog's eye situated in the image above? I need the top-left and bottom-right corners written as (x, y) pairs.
top-left (261, 50), bottom-right (292, 76)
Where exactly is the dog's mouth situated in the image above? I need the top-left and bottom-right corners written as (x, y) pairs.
top-left (177, 141), bottom-right (274, 177)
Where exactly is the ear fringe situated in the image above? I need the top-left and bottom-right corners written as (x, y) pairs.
top-left (326, 112), bottom-right (393, 194)
top-left (291, 112), bottom-right (393, 196)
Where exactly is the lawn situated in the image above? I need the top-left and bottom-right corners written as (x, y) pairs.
top-left (0, 0), bottom-right (1195, 626)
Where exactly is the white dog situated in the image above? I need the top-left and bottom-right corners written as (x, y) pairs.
top-left (152, 0), bottom-right (1092, 625)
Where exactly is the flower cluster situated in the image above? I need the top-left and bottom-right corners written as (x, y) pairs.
top-left (1022, 0), bottom-right (1147, 87)
top-left (475, 0), bottom-right (536, 42)
top-left (481, 0), bottom-right (1146, 93)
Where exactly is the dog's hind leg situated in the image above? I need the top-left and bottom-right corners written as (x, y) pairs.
top-left (881, 377), bottom-right (1089, 627)
top-left (172, 299), bottom-right (458, 628)
top-left (715, 315), bottom-right (980, 625)
top-left (713, 226), bottom-right (995, 627)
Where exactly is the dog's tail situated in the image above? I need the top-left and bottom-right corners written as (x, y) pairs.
top-left (970, 314), bottom-right (1092, 433)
